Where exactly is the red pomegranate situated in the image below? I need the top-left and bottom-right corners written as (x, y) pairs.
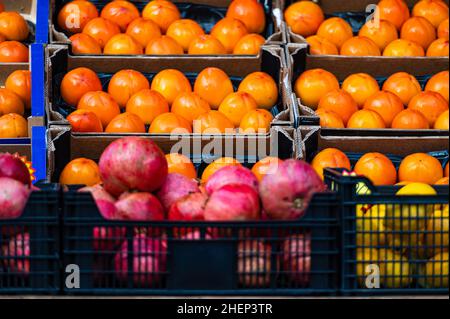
top-left (282, 233), bottom-right (311, 286)
top-left (205, 165), bottom-right (259, 195)
top-left (168, 192), bottom-right (208, 221)
top-left (115, 192), bottom-right (165, 221)
top-left (0, 177), bottom-right (31, 220)
top-left (0, 153), bottom-right (31, 185)
top-left (2, 232), bottom-right (30, 275)
top-left (79, 184), bottom-right (117, 219)
top-left (156, 173), bottom-right (200, 212)
top-left (238, 240), bottom-right (272, 287)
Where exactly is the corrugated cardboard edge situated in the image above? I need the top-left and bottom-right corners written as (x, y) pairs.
top-left (5, 0), bottom-right (37, 24)
top-left (46, 125), bottom-right (71, 181)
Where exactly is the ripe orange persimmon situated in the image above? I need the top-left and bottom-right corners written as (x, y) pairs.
top-left (145, 35), bottom-right (184, 55)
top-left (57, 0), bottom-right (98, 34)
top-left (210, 18), bottom-right (248, 53)
top-left (340, 36), bottom-right (381, 56)
top-left (382, 72), bottom-right (422, 105)
top-left (426, 38), bottom-right (449, 56)
top-left (105, 112), bottom-right (146, 133)
top-left (435, 177), bottom-right (449, 185)
top-left (239, 109), bottom-right (273, 133)
top-left (391, 109), bottom-right (430, 129)
top-left (317, 17), bottom-right (353, 49)
top-left (377, 0), bottom-right (410, 30)
top-left (100, 0), bottom-right (140, 32)
top-left (434, 110), bottom-right (449, 130)
top-left (306, 35), bottom-right (339, 55)
top-left (358, 19), bottom-right (398, 50)
top-left (0, 88), bottom-right (24, 116)
top-left (108, 69), bottom-right (150, 108)
top-left (142, 0), bottom-right (181, 33)
top-left (0, 11), bottom-right (29, 41)
top-left (408, 91), bottom-right (449, 126)
top-left (312, 148), bottom-right (351, 180)
top-left (227, 0), bottom-right (266, 34)
top-left (399, 153), bottom-right (444, 184)
top-left (401, 16), bottom-right (437, 49)
top-left (77, 91), bottom-right (121, 127)
top-left (445, 162), bottom-right (449, 177)
top-left (342, 73), bottom-right (380, 108)
top-left (354, 152), bottom-right (397, 185)
top-left (383, 39), bottom-right (425, 56)
top-left (315, 109), bottom-right (345, 128)
top-left (104, 33), bottom-right (144, 55)
top-left (148, 112), bottom-right (192, 134)
top-left (194, 67), bottom-right (234, 109)
top-left (126, 89), bottom-right (169, 125)
top-left (0, 34), bottom-right (5, 43)
top-left (238, 72), bottom-right (278, 110)
top-left (67, 109), bottom-right (103, 133)
top-left (251, 157), bottom-right (283, 182)
top-left (60, 67), bottom-right (102, 107)
top-left (0, 41), bottom-right (28, 63)
top-left (426, 71), bottom-right (449, 102)
top-left (218, 92), bottom-right (258, 127)
top-left (347, 109), bottom-right (386, 129)
top-left (69, 33), bottom-right (102, 54)
top-left (295, 68), bottom-right (340, 109)
top-left (438, 18), bottom-right (449, 40)
top-left (5, 70), bottom-right (31, 110)
top-left (165, 153), bottom-right (197, 179)
top-left (126, 18), bottom-right (161, 48)
top-left (151, 69), bottom-right (192, 105)
top-left (284, 0), bottom-right (324, 37)
top-left (412, 0), bottom-right (449, 28)
top-left (318, 89), bottom-right (358, 125)
top-left (193, 110), bottom-right (235, 134)
top-left (166, 19), bottom-right (204, 52)
top-left (233, 33), bottom-right (265, 55)
top-left (363, 90), bottom-right (404, 127)
top-left (171, 92), bottom-right (211, 123)
top-left (59, 158), bottom-right (101, 186)
top-left (188, 35), bottom-right (227, 55)
top-left (0, 113), bottom-right (28, 138)
top-left (82, 17), bottom-right (120, 48)
top-left (201, 157), bottom-right (241, 183)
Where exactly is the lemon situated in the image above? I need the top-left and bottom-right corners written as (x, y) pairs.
top-left (356, 248), bottom-right (381, 287)
top-left (425, 208), bottom-right (449, 257)
top-left (423, 252), bottom-right (449, 289)
top-left (378, 249), bottom-right (411, 289)
top-left (357, 204), bottom-right (387, 247)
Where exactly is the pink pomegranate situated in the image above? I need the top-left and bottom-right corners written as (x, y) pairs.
top-left (259, 159), bottom-right (325, 220)
top-left (115, 192), bottom-right (165, 221)
top-left (2, 232), bottom-right (30, 275)
top-left (205, 166), bottom-right (258, 195)
top-left (238, 240), bottom-right (272, 288)
top-left (0, 153), bottom-right (31, 185)
top-left (0, 177), bottom-right (31, 220)
top-left (157, 173), bottom-right (200, 212)
top-left (282, 234), bottom-right (311, 286)
top-left (168, 192), bottom-right (208, 221)
top-left (99, 137), bottom-right (168, 197)
top-left (180, 230), bottom-right (212, 240)
top-left (79, 185), bottom-right (117, 219)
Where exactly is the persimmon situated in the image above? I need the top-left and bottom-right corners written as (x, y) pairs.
top-left (342, 73), bottom-right (380, 108)
top-left (340, 36), bottom-right (381, 56)
top-left (151, 69), bottom-right (192, 105)
top-left (358, 19), bottom-right (398, 50)
top-left (105, 112), bottom-right (146, 133)
top-left (251, 157), bottom-right (283, 182)
top-left (226, 0), bottom-right (266, 34)
top-left (239, 109), bottom-right (273, 134)
top-left (315, 109), bottom-right (345, 128)
top-left (0, 88), bottom-right (24, 116)
top-left (363, 91), bottom-right (404, 127)
top-left (201, 157), bottom-right (241, 183)
top-left (188, 35), bottom-right (227, 55)
top-left (316, 17), bottom-right (353, 49)
top-left (148, 112), bottom-right (192, 134)
top-left (193, 110), bottom-right (235, 134)
top-left (103, 33), bottom-right (143, 55)
top-left (401, 16), bottom-right (437, 49)
top-left (5, 70), bottom-right (31, 109)
top-left (0, 41), bottom-right (29, 63)
top-left (426, 71), bottom-right (449, 102)
top-left (412, 0), bottom-right (449, 28)
top-left (0, 33), bottom-right (5, 43)
top-left (100, 0), bottom-right (140, 32)
top-left (408, 91), bottom-right (449, 126)
top-left (383, 39), bottom-right (425, 56)
top-left (399, 153), bottom-right (444, 184)
top-left (210, 18), bottom-right (248, 53)
top-left (59, 158), bottom-right (101, 186)
top-left (166, 153), bottom-right (197, 179)
top-left (445, 162), bottom-right (449, 177)
top-left (60, 67), bottom-right (102, 107)
top-left (194, 67), bottom-right (234, 109)
top-left (126, 89), bottom-right (169, 125)
top-left (233, 34), bottom-right (265, 55)
top-left (218, 92), bottom-right (258, 127)
top-left (426, 38), bottom-right (449, 56)
top-left (166, 19), bottom-right (205, 52)
top-left (57, 0), bottom-right (98, 34)
top-left (142, 0), bottom-right (181, 33)
top-left (171, 92), bottom-right (211, 123)
top-left (145, 35), bottom-right (184, 55)
top-left (77, 91), bottom-right (121, 127)
top-left (312, 148), bottom-right (351, 180)
top-left (306, 35), bottom-right (339, 55)
top-left (82, 17), bottom-right (120, 48)
top-left (318, 89), bottom-right (358, 125)
top-left (377, 0), bottom-right (410, 30)
top-left (294, 68), bottom-right (339, 109)
top-left (238, 72), bottom-right (278, 109)
top-left (126, 18), bottom-right (162, 48)
top-left (435, 177), bottom-right (449, 185)
top-left (284, 0), bottom-right (324, 37)
top-left (347, 109), bottom-right (387, 129)
top-left (69, 33), bottom-right (102, 54)
top-left (438, 18), bottom-right (449, 40)
top-left (67, 109), bottom-right (103, 133)
top-left (107, 69), bottom-right (150, 108)
top-left (354, 152), bottom-right (397, 185)
top-left (382, 72), bottom-right (422, 105)
top-left (434, 110), bottom-right (449, 130)
top-left (391, 109), bottom-right (430, 129)
top-left (0, 113), bottom-right (27, 138)
top-left (0, 11), bottom-right (29, 41)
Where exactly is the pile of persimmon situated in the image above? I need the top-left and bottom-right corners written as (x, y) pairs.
top-left (286, 0), bottom-right (449, 57)
top-left (0, 3), bottom-right (30, 62)
top-left (62, 66), bottom-right (278, 134)
top-left (295, 68), bottom-right (449, 130)
top-left (58, 0), bottom-right (267, 55)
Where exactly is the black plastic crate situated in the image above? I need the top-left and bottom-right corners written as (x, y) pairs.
top-left (0, 184), bottom-right (61, 295)
top-left (324, 168), bottom-right (449, 296)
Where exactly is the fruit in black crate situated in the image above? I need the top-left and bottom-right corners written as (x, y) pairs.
top-left (282, 234), bottom-right (311, 286)
top-left (422, 252), bottom-right (449, 288)
top-left (238, 240), bottom-right (271, 288)
top-left (0, 177), bottom-right (31, 221)
top-left (168, 192), bottom-right (208, 222)
top-left (379, 248), bottom-right (412, 288)
top-left (205, 165), bottom-right (259, 195)
top-left (2, 232), bottom-right (29, 276)
top-left (0, 153), bottom-right (31, 185)
top-left (115, 192), bottom-right (164, 221)
top-left (425, 206), bottom-right (449, 257)
top-left (156, 173), bottom-right (200, 212)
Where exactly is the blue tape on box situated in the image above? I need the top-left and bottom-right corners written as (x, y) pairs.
top-left (35, 0), bottom-right (49, 44)
top-left (31, 43), bottom-right (45, 117)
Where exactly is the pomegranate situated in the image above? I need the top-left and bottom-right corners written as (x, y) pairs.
top-left (79, 185), bottom-right (117, 219)
top-left (180, 230), bottom-right (212, 240)
top-left (168, 192), bottom-right (208, 221)
top-left (115, 192), bottom-right (164, 221)
top-left (0, 177), bottom-right (31, 220)
top-left (156, 173), bottom-right (200, 212)
top-left (205, 166), bottom-right (259, 195)
top-left (282, 234), bottom-right (311, 286)
top-left (238, 240), bottom-right (272, 287)
top-left (2, 232), bottom-right (30, 275)
top-left (99, 137), bottom-right (168, 197)
top-left (259, 159), bottom-right (325, 220)
top-left (0, 153), bottom-right (31, 185)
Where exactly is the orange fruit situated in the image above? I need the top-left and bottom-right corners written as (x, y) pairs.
top-left (315, 109), bottom-right (345, 128)
top-left (151, 69), bottom-right (192, 105)
top-left (0, 11), bottom-right (29, 41)
top-left (201, 157), bottom-right (241, 183)
top-left (377, 0), bottom-right (410, 30)
top-left (82, 17), bottom-right (120, 49)
top-left (383, 39), bottom-right (425, 56)
top-left (100, 0), bottom-right (140, 32)
top-left (193, 110), bottom-right (235, 134)
top-left (354, 152), bottom-right (397, 185)
top-left (426, 71), bottom-right (449, 102)
top-left (61, 67), bottom-right (102, 107)
top-left (126, 18), bottom-right (162, 48)
top-left (295, 68), bottom-right (339, 109)
top-left (401, 16), bottom-right (437, 49)
top-left (399, 153), bottom-right (444, 184)
top-left (251, 157), bottom-right (283, 182)
top-left (347, 109), bottom-right (387, 129)
top-left (435, 177), bottom-right (449, 185)
top-left (445, 162), bottom-right (449, 177)
top-left (305, 35), bottom-right (339, 55)
top-left (57, 0), bottom-right (99, 34)
top-left (0, 41), bottom-right (29, 63)
top-left (108, 69), bottom-right (150, 108)
top-left (382, 72), bottom-right (422, 105)
top-left (233, 33), bottom-right (265, 55)
top-left (105, 112), bottom-right (146, 133)
top-left (358, 19), bottom-right (398, 50)
top-left (103, 33), bottom-right (144, 55)
top-left (412, 0), bottom-right (449, 28)
top-left (77, 91), bottom-right (121, 127)
top-left (59, 158), bottom-right (101, 186)
top-left (426, 38), bottom-right (449, 56)
top-left (438, 18), bottom-right (449, 40)
top-left (145, 35), bottom-right (184, 55)
top-left (166, 19), bottom-right (205, 52)
top-left (342, 73), bottom-right (380, 108)
top-left (239, 109), bottom-right (273, 133)
top-left (434, 110), bottom-right (449, 129)
top-left (171, 92), bottom-right (211, 123)
top-left (284, 1), bottom-right (324, 37)
top-left (408, 91), bottom-right (449, 126)
top-left (0, 88), bottom-right (24, 116)
top-left (238, 72), bottom-right (278, 109)
top-left (194, 67), bottom-right (234, 109)
top-left (5, 70), bottom-right (31, 110)
top-left (391, 109), bottom-right (430, 129)
top-left (0, 113), bottom-right (28, 138)
top-left (218, 92), bottom-right (258, 127)
top-left (363, 91), bottom-right (404, 127)
top-left (142, 0), bottom-right (181, 33)
top-left (340, 36), bottom-right (381, 56)
top-left (165, 153), bottom-right (197, 179)
top-left (316, 17), bottom-right (353, 49)
top-left (0, 33), bottom-right (5, 43)
top-left (148, 112), bottom-right (192, 134)
top-left (69, 33), bottom-right (102, 54)
top-left (126, 89), bottom-right (169, 125)
top-left (311, 148), bottom-right (351, 180)
top-left (188, 34), bottom-right (227, 55)
top-left (318, 89), bottom-right (358, 125)
top-left (227, 0), bottom-right (266, 34)
top-left (67, 109), bottom-right (103, 133)
top-left (210, 18), bottom-right (248, 53)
